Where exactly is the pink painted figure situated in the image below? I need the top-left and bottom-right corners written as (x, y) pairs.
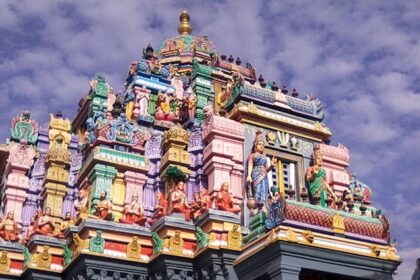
top-left (216, 182), bottom-right (241, 214)
top-left (0, 211), bottom-right (19, 242)
top-left (120, 192), bottom-right (147, 226)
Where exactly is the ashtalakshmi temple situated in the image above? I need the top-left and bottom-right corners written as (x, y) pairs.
top-left (0, 11), bottom-right (401, 280)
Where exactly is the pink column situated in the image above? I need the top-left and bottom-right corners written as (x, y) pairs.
top-left (2, 143), bottom-right (36, 224)
top-left (315, 143), bottom-right (350, 196)
top-left (124, 171), bottom-right (148, 204)
top-left (202, 114), bottom-right (245, 203)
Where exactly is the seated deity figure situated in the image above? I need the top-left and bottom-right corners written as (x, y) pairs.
top-left (34, 207), bottom-right (59, 237)
top-left (200, 188), bottom-right (212, 209)
top-left (190, 192), bottom-right (208, 220)
top-left (93, 191), bottom-right (113, 221)
top-left (0, 211), bottom-right (19, 242)
top-left (216, 182), bottom-right (241, 214)
top-left (58, 212), bottom-right (75, 238)
top-left (167, 180), bottom-right (190, 220)
top-left (74, 188), bottom-right (89, 218)
top-left (23, 215), bottom-right (37, 243)
top-left (120, 192), bottom-right (147, 226)
top-left (148, 192), bottom-right (167, 225)
top-left (305, 154), bottom-right (338, 208)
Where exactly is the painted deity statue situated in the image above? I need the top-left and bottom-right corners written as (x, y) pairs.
top-left (135, 85), bottom-right (150, 118)
top-left (200, 188), bottom-right (212, 209)
top-left (186, 88), bottom-right (197, 119)
top-left (265, 187), bottom-right (286, 230)
top-left (167, 180), bottom-right (190, 220)
top-left (246, 131), bottom-right (277, 210)
top-left (305, 154), bottom-right (338, 208)
top-left (190, 192), bottom-right (208, 220)
top-left (124, 85), bottom-right (136, 121)
top-left (155, 92), bottom-right (175, 122)
top-left (216, 182), bottom-right (241, 214)
top-left (120, 192), bottom-right (147, 226)
top-left (58, 212), bottom-right (75, 238)
top-left (74, 188), bottom-right (89, 218)
top-left (0, 211), bottom-right (19, 242)
top-left (148, 192), bottom-right (167, 225)
top-left (23, 216), bottom-right (36, 243)
top-left (34, 207), bottom-right (59, 237)
top-left (93, 191), bottom-right (113, 221)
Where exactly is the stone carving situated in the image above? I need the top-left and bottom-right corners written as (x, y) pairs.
top-left (89, 230), bottom-right (105, 253)
top-left (151, 232), bottom-right (164, 254)
top-left (126, 236), bottom-right (141, 259)
top-left (169, 230), bottom-right (184, 254)
top-left (63, 244), bottom-right (73, 266)
top-left (216, 182), bottom-right (240, 214)
top-left (195, 227), bottom-right (209, 249)
top-left (0, 211), bottom-right (19, 242)
top-left (120, 192), bottom-right (147, 226)
top-left (92, 191), bottom-right (113, 221)
top-left (246, 131), bottom-right (277, 211)
top-left (0, 250), bottom-right (10, 272)
top-left (305, 153), bottom-right (338, 207)
top-left (10, 111), bottom-right (39, 144)
top-left (37, 245), bottom-right (52, 268)
top-left (227, 224), bottom-right (242, 249)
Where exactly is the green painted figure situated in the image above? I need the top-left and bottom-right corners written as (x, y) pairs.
top-left (306, 154), bottom-right (337, 208)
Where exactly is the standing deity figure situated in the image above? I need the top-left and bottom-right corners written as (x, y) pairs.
top-left (135, 85), bottom-right (150, 118)
top-left (34, 207), bottom-right (59, 237)
top-left (148, 192), bottom-right (167, 225)
top-left (167, 180), bottom-right (190, 220)
top-left (246, 131), bottom-right (277, 210)
top-left (0, 211), bottom-right (19, 242)
top-left (124, 86), bottom-right (136, 121)
top-left (216, 182), bottom-right (241, 214)
top-left (186, 88), bottom-right (197, 119)
top-left (305, 154), bottom-right (338, 208)
top-left (93, 191), bottom-right (113, 221)
top-left (120, 192), bottom-right (147, 226)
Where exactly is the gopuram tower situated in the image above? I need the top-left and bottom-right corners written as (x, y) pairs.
top-left (0, 11), bottom-right (400, 280)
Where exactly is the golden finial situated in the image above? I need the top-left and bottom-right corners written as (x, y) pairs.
top-left (178, 10), bottom-right (192, 35)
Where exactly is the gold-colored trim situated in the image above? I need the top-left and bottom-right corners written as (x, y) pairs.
top-left (241, 118), bottom-right (324, 142)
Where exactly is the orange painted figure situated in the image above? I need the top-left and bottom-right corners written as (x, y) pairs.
top-left (120, 192), bottom-right (147, 226)
top-left (94, 191), bottom-right (113, 221)
top-left (148, 192), bottom-right (167, 225)
top-left (167, 181), bottom-right (190, 220)
top-left (0, 211), bottom-right (19, 242)
top-left (190, 192), bottom-right (208, 220)
top-left (216, 182), bottom-right (241, 214)
top-left (34, 207), bottom-right (59, 237)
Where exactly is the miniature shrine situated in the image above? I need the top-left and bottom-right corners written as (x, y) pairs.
top-left (0, 11), bottom-right (400, 280)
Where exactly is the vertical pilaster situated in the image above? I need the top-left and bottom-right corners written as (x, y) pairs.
top-left (88, 163), bottom-right (117, 211)
top-left (111, 172), bottom-right (126, 221)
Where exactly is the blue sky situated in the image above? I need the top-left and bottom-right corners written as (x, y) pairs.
top-left (1, 1), bottom-right (419, 278)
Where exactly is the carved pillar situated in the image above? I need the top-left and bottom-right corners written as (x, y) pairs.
top-left (202, 114), bottom-right (245, 203)
top-left (159, 125), bottom-right (191, 195)
top-left (124, 171), bottom-right (147, 204)
top-left (41, 113), bottom-right (72, 225)
top-left (187, 121), bottom-right (204, 201)
top-left (110, 172), bottom-right (126, 221)
top-left (144, 130), bottom-right (163, 211)
top-left (315, 143), bottom-right (350, 196)
top-left (2, 143), bottom-right (36, 224)
top-left (88, 163), bottom-right (117, 211)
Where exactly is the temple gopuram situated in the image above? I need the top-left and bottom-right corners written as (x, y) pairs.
top-left (0, 11), bottom-right (401, 280)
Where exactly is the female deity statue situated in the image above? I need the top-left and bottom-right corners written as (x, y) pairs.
top-left (246, 131), bottom-right (277, 210)
top-left (305, 154), bottom-right (338, 207)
